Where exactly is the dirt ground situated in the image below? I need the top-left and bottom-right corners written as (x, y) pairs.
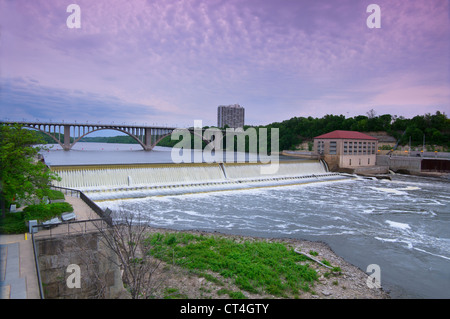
top-left (144, 227), bottom-right (390, 299)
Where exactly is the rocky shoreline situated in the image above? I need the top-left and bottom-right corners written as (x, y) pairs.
top-left (145, 227), bottom-right (390, 299)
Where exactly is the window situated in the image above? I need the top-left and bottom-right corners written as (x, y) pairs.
top-left (349, 142), bottom-right (353, 155)
top-left (317, 141), bottom-right (325, 154)
top-left (368, 158), bottom-right (370, 165)
top-left (344, 142), bottom-right (348, 155)
top-left (363, 142), bottom-right (367, 155)
top-left (358, 142), bottom-right (362, 154)
top-left (349, 159), bottom-right (351, 166)
top-left (329, 141), bottom-right (337, 155)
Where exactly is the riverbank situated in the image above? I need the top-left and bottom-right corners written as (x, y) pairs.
top-left (143, 227), bottom-right (390, 299)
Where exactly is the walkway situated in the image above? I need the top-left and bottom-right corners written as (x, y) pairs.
top-left (0, 234), bottom-right (39, 299)
top-left (0, 196), bottom-right (100, 299)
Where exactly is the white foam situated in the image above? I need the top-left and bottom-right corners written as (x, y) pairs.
top-left (370, 187), bottom-right (407, 195)
top-left (374, 237), bottom-right (413, 249)
top-left (399, 186), bottom-right (421, 191)
top-left (385, 220), bottom-right (411, 230)
top-left (413, 247), bottom-right (450, 261)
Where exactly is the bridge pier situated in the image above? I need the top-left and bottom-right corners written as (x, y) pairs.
top-left (144, 128), bottom-right (153, 151)
top-left (63, 125), bottom-right (72, 151)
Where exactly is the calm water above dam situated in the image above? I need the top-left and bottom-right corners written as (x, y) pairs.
top-left (42, 143), bottom-right (450, 298)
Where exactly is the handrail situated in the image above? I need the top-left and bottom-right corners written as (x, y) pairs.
top-left (50, 185), bottom-right (113, 226)
top-left (31, 231), bottom-right (45, 299)
top-left (30, 218), bottom-right (109, 299)
top-left (30, 185), bottom-right (112, 299)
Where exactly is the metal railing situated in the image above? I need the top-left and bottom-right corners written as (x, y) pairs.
top-left (31, 219), bottom-right (110, 299)
top-left (50, 185), bottom-right (113, 226)
top-left (31, 218), bottom-right (109, 240)
top-left (30, 185), bottom-right (112, 299)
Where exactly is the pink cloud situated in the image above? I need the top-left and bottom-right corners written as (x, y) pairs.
top-left (1, 0), bottom-right (448, 126)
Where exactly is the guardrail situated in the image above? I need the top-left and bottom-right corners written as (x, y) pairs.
top-left (31, 185), bottom-right (112, 299)
top-left (50, 185), bottom-right (112, 226)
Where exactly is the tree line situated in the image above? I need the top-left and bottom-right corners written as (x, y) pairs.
top-left (257, 110), bottom-right (449, 151)
top-left (33, 110), bottom-right (449, 152)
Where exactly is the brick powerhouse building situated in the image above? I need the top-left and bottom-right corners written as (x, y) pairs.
top-left (314, 130), bottom-right (378, 170)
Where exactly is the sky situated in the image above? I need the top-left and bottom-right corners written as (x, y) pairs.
top-left (0, 0), bottom-right (449, 129)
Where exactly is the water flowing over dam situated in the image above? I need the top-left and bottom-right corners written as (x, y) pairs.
top-left (50, 160), bottom-right (354, 201)
top-left (42, 144), bottom-right (450, 298)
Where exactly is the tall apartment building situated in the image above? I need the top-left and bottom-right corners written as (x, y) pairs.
top-left (217, 104), bottom-right (245, 128)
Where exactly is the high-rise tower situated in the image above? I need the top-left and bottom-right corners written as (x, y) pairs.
top-left (217, 104), bottom-right (245, 128)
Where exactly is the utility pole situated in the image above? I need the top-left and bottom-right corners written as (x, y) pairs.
top-left (423, 134), bottom-right (425, 156)
top-left (409, 136), bottom-right (411, 157)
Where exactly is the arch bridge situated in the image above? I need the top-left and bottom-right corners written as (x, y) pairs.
top-left (1, 121), bottom-right (227, 151)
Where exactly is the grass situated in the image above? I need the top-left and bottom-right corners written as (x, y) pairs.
top-left (146, 232), bottom-right (319, 297)
top-left (217, 288), bottom-right (247, 299)
top-left (163, 287), bottom-right (188, 299)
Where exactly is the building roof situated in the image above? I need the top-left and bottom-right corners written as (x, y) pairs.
top-left (314, 130), bottom-right (378, 140)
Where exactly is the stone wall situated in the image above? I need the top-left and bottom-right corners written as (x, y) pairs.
top-left (36, 232), bottom-right (127, 299)
top-left (323, 155), bottom-right (340, 171)
top-left (376, 155), bottom-right (422, 173)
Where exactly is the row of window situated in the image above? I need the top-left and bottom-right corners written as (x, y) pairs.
top-left (317, 140), bottom-right (376, 155)
top-left (344, 141), bottom-right (376, 155)
top-left (349, 158), bottom-right (370, 166)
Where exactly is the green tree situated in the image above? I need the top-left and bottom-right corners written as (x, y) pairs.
top-left (0, 124), bottom-right (60, 218)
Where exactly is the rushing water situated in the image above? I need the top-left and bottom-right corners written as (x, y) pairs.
top-left (42, 143), bottom-right (450, 299)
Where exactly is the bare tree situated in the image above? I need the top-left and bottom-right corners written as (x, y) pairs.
top-left (94, 209), bottom-right (162, 299)
top-left (367, 108), bottom-right (377, 119)
top-left (45, 210), bottom-right (163, 299)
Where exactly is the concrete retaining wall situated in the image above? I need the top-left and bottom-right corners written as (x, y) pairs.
top-left (377, 155), bottom-right (422, 173)
top-left (36, 232), bottom-right (127, 299)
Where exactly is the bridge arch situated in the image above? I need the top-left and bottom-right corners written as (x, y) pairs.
top-left (22, 124), bottom-right (67, 149)
top-left (1, 121), bottom-right (231, 152)
top-left (169, 128), bottom-right (225, 151)
top-left (72, 127), bottom-right (220, 151)
top-left (71, 127), bottom-right (148, 150)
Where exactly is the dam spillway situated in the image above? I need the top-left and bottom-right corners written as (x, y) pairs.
top-left (50, 160), bottom-right (354, 201)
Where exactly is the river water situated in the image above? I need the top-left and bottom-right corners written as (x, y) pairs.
top-left (41, 142), bottom-right (450, 299)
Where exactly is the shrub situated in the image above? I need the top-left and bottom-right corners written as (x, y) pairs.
top-left (0, 202), bottom-right (74, 234)
top-left (0, 212), bottom-right (28, 234)
top-left (47, 190), bottom-right (65, 200)
top-left (22, 202), bottom-right (73, 222)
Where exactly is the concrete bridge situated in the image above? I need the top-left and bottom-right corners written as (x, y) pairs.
top-left (0, 121), bottom-right (229, 151)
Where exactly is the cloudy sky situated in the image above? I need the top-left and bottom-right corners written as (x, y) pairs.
top-left (0, 0), bottom-right (449, 128)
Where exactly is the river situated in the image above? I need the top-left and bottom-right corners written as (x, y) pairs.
top-left (41, 142), bottom-right (450, 299)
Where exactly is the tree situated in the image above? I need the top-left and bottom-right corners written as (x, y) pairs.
top-left (93, 209), bottom-right (162, 298)
top-left (366, 108), bottom-right (377, 119)
top-left (0, 124), bottom-right (60, 218)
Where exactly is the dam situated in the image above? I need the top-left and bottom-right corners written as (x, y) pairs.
top-left (50, 160), bottom-right (354, 201)
top-left (42, 143), bottom-right (450, 299)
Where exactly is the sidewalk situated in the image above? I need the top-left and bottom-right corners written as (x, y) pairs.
top-left (0, 233), bottom-right (39, 299)
top-left (0, 196), bottom-right (101, 299)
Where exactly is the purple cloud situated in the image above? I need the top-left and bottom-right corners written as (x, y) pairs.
top-left (1, 0), bottom-right (448, 127)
